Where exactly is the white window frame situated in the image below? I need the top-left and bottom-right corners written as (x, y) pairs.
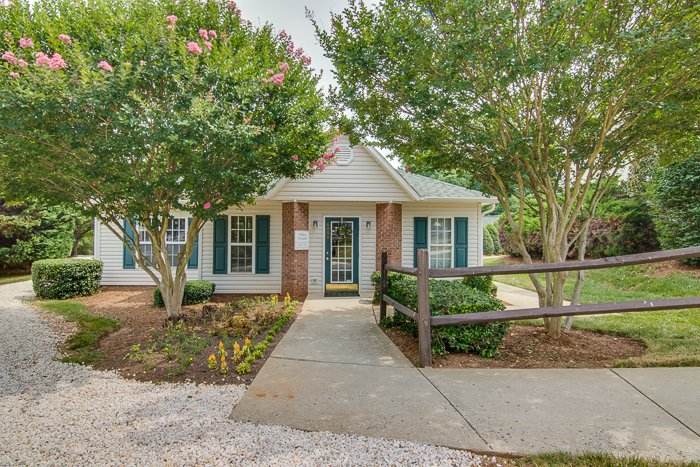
top-left (136, 218), bottom-right (187, 267)
top-left (229, 214), bottom-right (255, 274)
top-left (428, 216), bottom-right (453, 269)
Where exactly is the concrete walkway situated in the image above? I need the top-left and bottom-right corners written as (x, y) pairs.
top-left (231, 294), bottom-right (700, 461)
top-left (494, 281), bottom-right (570, 309)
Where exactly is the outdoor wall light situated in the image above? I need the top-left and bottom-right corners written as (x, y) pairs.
top-left (366, 221), bottom-right (372, 229)
top-left (313, 220), bottom-right (318, 228)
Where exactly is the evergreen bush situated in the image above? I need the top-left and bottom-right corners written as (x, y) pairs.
top-left (153, 281), bottom-right (216, 307)
top-left (483, 226), bottom-right (495, 255)
top-left (385, 274), bottom-right (509, 357)
top-left (32, 259), bottom-right (103, 299)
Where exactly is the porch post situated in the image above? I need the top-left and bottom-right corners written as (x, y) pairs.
top-left (380, 251), bottom-right (388, 321)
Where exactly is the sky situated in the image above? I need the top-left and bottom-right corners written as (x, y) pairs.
top-left (235, 0), bottom-right (350, 91)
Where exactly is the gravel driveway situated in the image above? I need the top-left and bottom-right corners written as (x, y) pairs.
top-left (0, 281), bottom-right (489, 466)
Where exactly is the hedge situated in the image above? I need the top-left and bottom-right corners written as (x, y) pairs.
top-left (153, 280), bottom-right (216, 307)
top-left (32, 259), bottom-right (103, 300)
top-left (383, 274), bottom-right (510, 357)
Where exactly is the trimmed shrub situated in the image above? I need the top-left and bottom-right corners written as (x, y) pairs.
top-left (486, 223), bottom-right (502, 254)
top-left (385, 274), bottom-right (510, 357)
top-left (370, 270), bottom-right (406, 303)
top-left (483, 227), bottom-right (495, 255)
top-left (462, 275), bottom-right (497, 297)
top-left (153, 280), bottom-right (216, 307)
top-left (32, 258), bottom-right (103, 300)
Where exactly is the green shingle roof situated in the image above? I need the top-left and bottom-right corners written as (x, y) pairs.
top-left (399, 172), bottom-right (493, 200)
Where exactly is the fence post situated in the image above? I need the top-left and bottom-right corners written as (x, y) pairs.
top-left (417, 248), bottom-right (432, 368)
top-left (380, 251), bottom-right (388, 321)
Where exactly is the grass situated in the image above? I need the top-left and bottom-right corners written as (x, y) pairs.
top-left (0, 274), bottom-right (31, 285)
top-left (36, 300), bottom-right (120, 365)
top-left (484, 256), bottom-right (700, 367)
top-left (516, 452), bottom-right (699, 467)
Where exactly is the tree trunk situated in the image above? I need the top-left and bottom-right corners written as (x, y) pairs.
top-left (158, 269), bottom-right (186, 318)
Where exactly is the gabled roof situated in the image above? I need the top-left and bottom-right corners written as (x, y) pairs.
top-left (264, 142), bottom-right (497, 203)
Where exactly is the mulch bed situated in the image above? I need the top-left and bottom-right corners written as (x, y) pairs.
top-left (72, 286), bottom-right (305, 385)
top-left (381, 322), bottom-right (645, 369)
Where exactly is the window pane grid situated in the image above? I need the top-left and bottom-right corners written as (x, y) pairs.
top-left (429, 217), bottom-right (452, 269)
top-left (231, 215), bottom-right (253, 273)
top-left (137, 219), bottom-right (186, 267)
top-left (330, 221), bottom-right (353, 283)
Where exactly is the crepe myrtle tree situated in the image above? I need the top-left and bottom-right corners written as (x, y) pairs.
top-left (0, 0), bottom-right (342, 317)
top-left (317, 0), bottom-right (700, 337)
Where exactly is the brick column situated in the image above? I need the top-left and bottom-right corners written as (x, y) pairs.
top-left (281, 202), bottom-right (309, 296)
top-left (376, 203), bottom-right (402, 270)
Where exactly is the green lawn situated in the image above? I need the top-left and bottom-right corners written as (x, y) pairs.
top-left (484, 256), bottom-right (700, 367)
top-left (517, 452), bottom-right (699, 467)
top-left (36, 300), bottom-right (120, 365)
top-left (0, 274), bottom-right (31, 286)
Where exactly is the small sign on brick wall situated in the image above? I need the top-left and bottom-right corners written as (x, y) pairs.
top-left (295, 230), bottom-right (309, 250)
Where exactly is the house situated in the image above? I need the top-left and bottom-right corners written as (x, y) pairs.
top-left (93, 139), bottom-right (499, 296)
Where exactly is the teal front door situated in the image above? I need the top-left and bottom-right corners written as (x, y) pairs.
top-left (325, 218), bottom-right (359, 292)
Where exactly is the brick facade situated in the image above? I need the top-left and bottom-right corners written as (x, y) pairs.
top-left (375, 203), bottom-right (402, 271)
top-left (281, 202), bottom-right (309, 296)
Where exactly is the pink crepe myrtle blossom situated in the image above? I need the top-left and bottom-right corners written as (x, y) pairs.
top-left (208, 30), bottom-right (217, 38)
top-left (226, 1), bottom-right (236, 9)
top-left (97, 61), bottom-right (113, 72)
top-left (286, 42), bottom-right (294, 54)
top-left (302, 55), bottom-right (311, 66)
top-left (9, 71), bottom-right (19, 78)
top-left (261, 77), bottom-right (268, 83)
top-left (294, 47), bottom-right (304, 57)
top-left (18, 59), bottom-right (27, 67)
top-left (267, 68), bottom-right (274, 74)
top-left (139, 60), bottom-right (146, 66)
top-left (333, 136), bottom-right (340, 142)
top-left (35, 52), bottom-right (50, 66)
top-left (278, 62), bottom-right (289, 73)
top-left (270, 73), bottom-right (284, 85)
top-left (166, 15), bottom-right (177, 24)
top-left (243, 118), bottom-right (250, 124)
top-left (1, 51), bottom-right (17, 65)
top-left (204, 203), bottom-right (211, 209)
top-left (49, 53), bottom-right (67, 70)
top-left (235, 8), bottom-right (241, 14)
top-left (203, 41), bottom-right (213, 51)
top-left (405, 165), bottom-right (413, 173)
top-left (333, 146), bottom-right (341, 152)
top-left (291, 154), bottom-right (298, 161)
top-left (167, 25), bottom-right (174, 30)
top-left (278, 30), bottom-right (287, 39)
top-left (58, 34), bottom-right (72, 45)
top-left (199, 29), bottom-right (208, 39)
top-left (323, 153), bottom-right (333, 160)
top-left (19, 37), bottom-right (33, 48)
top-left (187, 42), bottom-right (203, 55)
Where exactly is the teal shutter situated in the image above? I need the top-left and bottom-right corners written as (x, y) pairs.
top-left (213, 216), bottom-right (227, 274)
top-left (255, 215), bottom-right (270, 274)
top-left (455, 217), bottom-right (468, 268)
top-left (187, 218), bottom-right (199, 270)
top-left (414, 217), bottom-right (428, 267)
top-left (123, 219), bottom-right (136, 269)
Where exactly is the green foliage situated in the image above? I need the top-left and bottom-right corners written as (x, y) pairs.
top-left (385, 274), bottom-right (509, 357)
top-left (518, 451), bottom-right (700, 467)
top-left (482, 227), bottom-right (494, 255)
top-left (486, 223), bottom-right (502, 254)
top-left (0, 0), bottom-right (336, 316)
top-left (0, 200), bottom-right (76, 268)
top-left (153, 280), bottom-right (216, 307)
top-left (32, 259), bottom-right (103, 300)
top-left (462, 275), bottom-right (497, 297)
top-left (370, 270), bottom-right (407, 302)
top-left (649, 159), bottom-right (700, 265)
top-left (36, 300), bottom-right (119, 364)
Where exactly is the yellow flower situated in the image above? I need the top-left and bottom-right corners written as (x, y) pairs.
top-left (221, 355), bottom-right (226, 362)
top-left (234, 342), bottom-right (240, 352)
top-left (189, 358), bottom-right (193, 361)
top-left (245, 338), bottom-right (251, 346)
top-left (219, 341), bottom-right (224, 349)
top-left (208, 354), bottom-right (216, 362)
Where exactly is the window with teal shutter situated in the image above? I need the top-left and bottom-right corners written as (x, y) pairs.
top-left (123, 219), bottom-right (136, 269)
top-left (414, 217), bottom-right (427, 267)
top-left (255, 215), bottom-right (270, 274)
top-left (213, 216), bottom-right (227, 274)
top-left (187, 218), bottom-right (199, 269)
top-left (454, 217), bottom-right (468, 267)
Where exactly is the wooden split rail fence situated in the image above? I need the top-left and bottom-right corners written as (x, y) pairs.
top-left (379, 246), bottom-right (700, 368)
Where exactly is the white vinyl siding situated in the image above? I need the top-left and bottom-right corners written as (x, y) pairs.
top-left (402, 203), bottom-right (480, 268)
top-left (271, 144), bottom-right (414, 202)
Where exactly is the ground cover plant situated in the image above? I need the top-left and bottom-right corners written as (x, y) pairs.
top-left (484, 256), bottom-right (700, 367)
top-left (516, 452), bottom-right (700, 467)
top-left (36, 300), bottom-right (120, 365)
